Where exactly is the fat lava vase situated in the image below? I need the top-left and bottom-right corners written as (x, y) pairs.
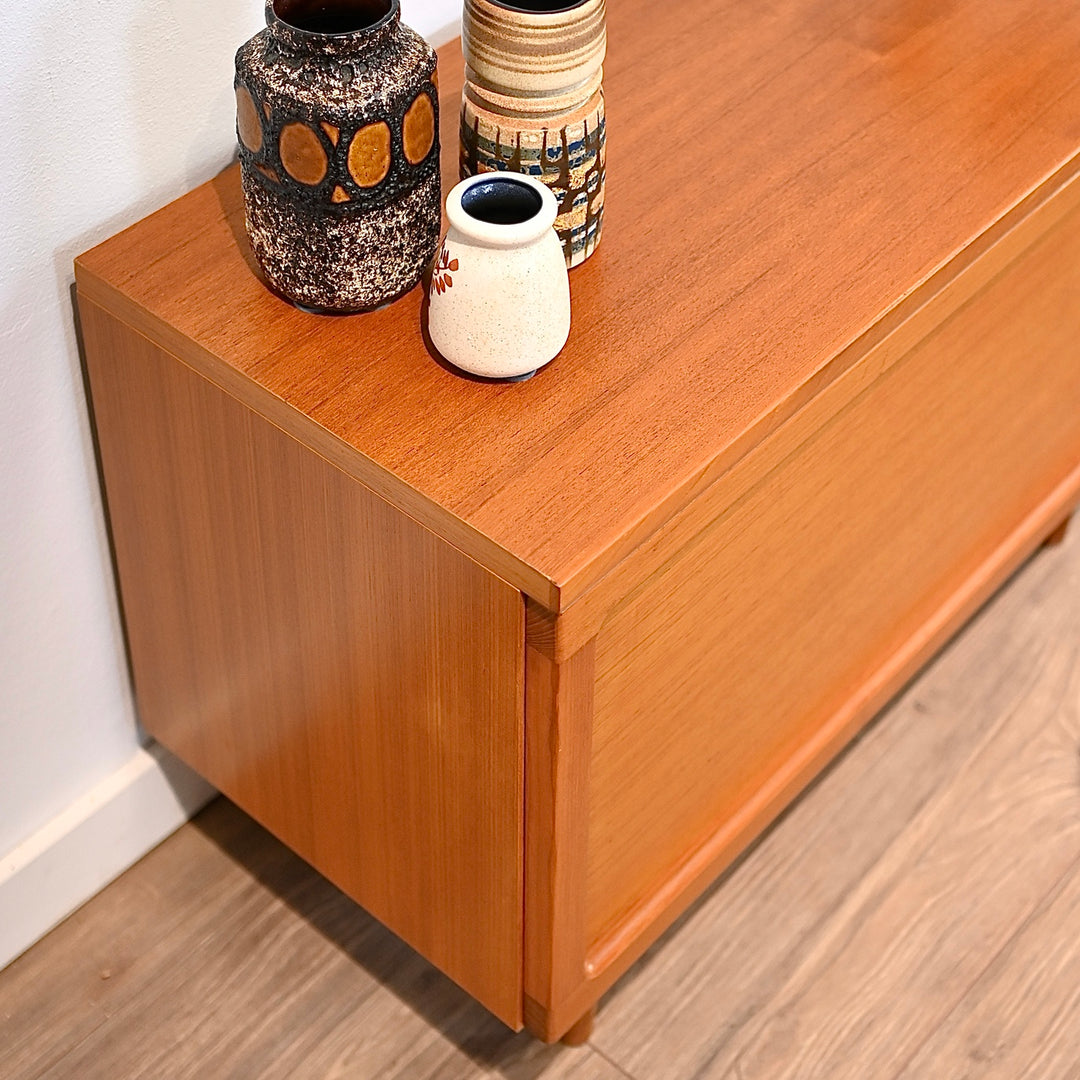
top-left (235, 0), bottom-right (440, 312)
top-left (428, 174), bottom-right (571, 380)
top-left (461, 0), bottom-right (606, 269)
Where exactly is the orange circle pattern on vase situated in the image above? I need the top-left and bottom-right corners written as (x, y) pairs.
top-left (279, 122), bottom-right (329, 186)
top-left (348, 122), bottom-right (393, 188)
top-left (236, 86), bottom-right (264, 153)
top-left (234, 0), bottom-right (442, 312)
top-left (403, 93), bottom-right (436, 166)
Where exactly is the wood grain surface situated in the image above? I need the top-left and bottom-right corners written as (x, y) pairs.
top-left (79, 299), bottom-right (526, 1027)
top-left (74, 0), bottom-right (1080, 609)
top-left (591, 519), bottom-right (1080, 1080)
top-left (527, 164), bottom-right (1080, 660)
top-left (68, 0), bottom-right (1080, 1053)
top-left (686, 568), bottom-right (1080, 1080)
top-left (895, 860), bottom-right (1080, 1080)
top-left (583, 202), bottom-right (1080, 957)
top-left (523, 644), bottom-right (596, 1041)
top-left (3, 521), bottom-right (1077, 1079)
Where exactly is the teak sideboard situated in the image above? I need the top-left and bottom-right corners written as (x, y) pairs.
top-left (76, 0), bottom-right (1080, 1043)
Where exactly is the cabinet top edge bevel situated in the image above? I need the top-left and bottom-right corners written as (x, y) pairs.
top-left (74, 2), bottom-right (1080, 608)
top-left (73, 281), bottom-right (562, 610)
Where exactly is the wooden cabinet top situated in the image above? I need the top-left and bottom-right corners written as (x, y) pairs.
top-left (76, 0), bottom-right (1080, 612)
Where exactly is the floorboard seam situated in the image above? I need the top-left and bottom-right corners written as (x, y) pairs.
top-left (883, 846), bottom-right (1080, 1080)
top-left (589, 1041), bottom-right (640, 1080)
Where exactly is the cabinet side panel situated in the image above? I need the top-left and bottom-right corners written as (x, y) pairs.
top-left (587, 209), bottom-right (1080, 952)
top-left (80, 301), bottom-right (525, 1028)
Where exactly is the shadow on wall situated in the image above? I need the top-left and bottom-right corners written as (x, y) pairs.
top-left (124, 0), bottom-right (260, 199)
top-left (0, 0), bottom-right (461, 900)
top-left (0, 0), bottom-right (263, 850)
top-left (8, 0), bottom-right (264, 510)
top-left (28, 0), bottom-right (262, 372)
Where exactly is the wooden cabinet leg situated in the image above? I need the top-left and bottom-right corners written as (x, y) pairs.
top-left (561, 1007), bottom-right (596, 1047)
top-left (1044, 515), bottom-right (1072, 547)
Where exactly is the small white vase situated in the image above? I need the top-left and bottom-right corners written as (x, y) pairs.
top-left (427, 173), bottom-right (571, 380)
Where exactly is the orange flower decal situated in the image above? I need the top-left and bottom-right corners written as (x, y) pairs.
top-left (431, 246), bottom-right (458, 295)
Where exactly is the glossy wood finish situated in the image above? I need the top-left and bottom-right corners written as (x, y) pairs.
top-left (523, 644), bottom-right (595, 1041)
top-left (583, 206), bottom-right (1080, 957)
top-left (4, 527), bottom-right (1078, 1078)
top-left (515, 207), bottom-right (1080, 1033)
top-left (75, 0), bottom-right (1080, 1047)
top-left (594, 525), bottom-right (1080, 1080)
top-left (527, 159), bottom-right (1080, 662)
top-left (79, 301), bottom-right (525, 1027)
top-left (75, 0), bottom-right (1080, 611)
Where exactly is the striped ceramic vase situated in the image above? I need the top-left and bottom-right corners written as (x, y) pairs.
top-left (460, 0), bottom-right (607, 269)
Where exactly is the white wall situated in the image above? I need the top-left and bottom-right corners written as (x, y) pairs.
top-left (0, 0), bottom-right (460, 966)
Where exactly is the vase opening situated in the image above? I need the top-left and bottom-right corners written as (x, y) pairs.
top-left (272, 0), bottom-right (395, 35)
top-left (461, 178), bottom-right (545, 225)
top-left (486, 0), bottom-right (592, 12)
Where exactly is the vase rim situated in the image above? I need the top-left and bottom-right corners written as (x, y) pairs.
top-left (266, 0), bottom-right (400, 39)
top-left (482, 0), bottom-right (596, 13)
top-left (462, 0), bottom-right (606, 97)
top-left (446, 174), bottom-right (558, 248)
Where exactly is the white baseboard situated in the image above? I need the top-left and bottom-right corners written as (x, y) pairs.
top-left (0, 742), bottom-right (216, 970)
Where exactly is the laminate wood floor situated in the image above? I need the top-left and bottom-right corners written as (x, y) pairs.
top-left (2, 525), bottom-right (1078, 1080)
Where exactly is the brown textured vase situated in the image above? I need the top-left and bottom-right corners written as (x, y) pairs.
top-left (235, 0), bottom-right (440, 312)
top-left (461, 0), bottom-right (606, 269)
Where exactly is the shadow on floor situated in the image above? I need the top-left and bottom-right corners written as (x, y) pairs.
top-left (193, 799), bottom-right (571, 1079)
top-left (187, 677), bottom-right (905, 1080)
top-left (187, 541), bottom-right (1063, 1076)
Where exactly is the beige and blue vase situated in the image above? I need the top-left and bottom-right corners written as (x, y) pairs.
top-left (461, 0), bottom-right (607, 269)
top-left (235, 0), bottom-right (440, 312)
